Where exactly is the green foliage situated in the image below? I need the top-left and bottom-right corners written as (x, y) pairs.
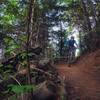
top-left (4, 36), bottom-right (20, 55)
top-left (63, 0), bottom-right (79, 5)
top-left (0, 0), bottom-right (27, 32)
top-left (20, 52), bottom-right (27, 59)
top-left (19, 35), bottom-right (27, 43)
top-left (0, 64), bottom-right (3, 68)
top-left (3, 70), bottom-right (11, 79)
top-left (63, 0), bottom-right (73, 4)
top-left (0, 64), bottom-right (3, 74)
top-left (7, 84), bottom-right (38, 94)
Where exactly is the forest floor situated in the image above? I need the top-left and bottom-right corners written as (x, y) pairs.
top-left (56, 49), bottom-right (100, 100)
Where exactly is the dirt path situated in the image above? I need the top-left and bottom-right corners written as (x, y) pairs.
top-left (56, 50), bottom-right (100, 100)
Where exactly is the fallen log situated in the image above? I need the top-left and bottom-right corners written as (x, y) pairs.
top-left (0, 47), bottom-right (42, 71)
top-left (0, 58), bottom-right (60, 100)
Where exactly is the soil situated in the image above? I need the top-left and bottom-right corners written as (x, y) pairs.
top-left (56, 49), bottom-right (100, 100)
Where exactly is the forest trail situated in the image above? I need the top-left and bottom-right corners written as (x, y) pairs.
top-left (56, 50), bottom-right (100, 100)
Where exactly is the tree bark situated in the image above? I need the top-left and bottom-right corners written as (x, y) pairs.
top-left (59, 21), bottom-right (63, 57)
top-left (26, 0), bottom-right (35, 85)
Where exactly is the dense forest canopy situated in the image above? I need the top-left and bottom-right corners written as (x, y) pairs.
top-left (0, 0), bottom-right (100, 59)
top-left (0, 0), bottom-right (100, 99)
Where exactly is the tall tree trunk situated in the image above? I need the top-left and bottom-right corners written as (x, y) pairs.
top-left (60, 21), bottom-right (63, 57)
top-left (26, 0), bottom-right (35, 85)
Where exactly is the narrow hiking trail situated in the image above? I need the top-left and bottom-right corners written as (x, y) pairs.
top-left (56, 50), bottom-right (100, 100)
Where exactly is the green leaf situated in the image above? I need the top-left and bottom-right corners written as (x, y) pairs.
top-left (7, 84), bottom-right (38, 94)
top-left (0, 64), bottom-right (3, 68)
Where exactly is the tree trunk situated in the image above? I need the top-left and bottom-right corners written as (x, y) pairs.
top-left (81, 0), bottom-right (92, 32)
top-left (59, 21), bottom-right (63, 57)
top-left (26, 0), bottom-right (35, 86)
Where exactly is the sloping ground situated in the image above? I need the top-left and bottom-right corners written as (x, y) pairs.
top-left (0, 59), bottom-right (59, 100)
top-left (56, 49), bottom-right (100, 100)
